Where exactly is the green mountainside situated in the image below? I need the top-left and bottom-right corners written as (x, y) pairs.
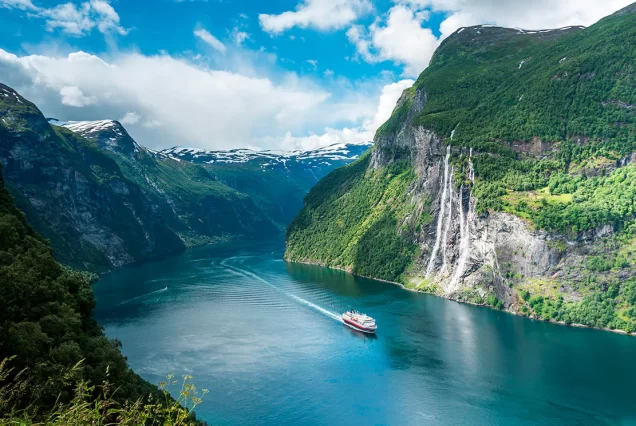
top-left (286, 6), bottom-right (636, 333)
top-left (0, 84), bottom-right (277, 272)
top-left (0, 164), bottom-right (161, 414)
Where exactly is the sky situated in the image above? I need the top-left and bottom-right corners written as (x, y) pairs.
top-left (0, 0), bottom-right (633, 151)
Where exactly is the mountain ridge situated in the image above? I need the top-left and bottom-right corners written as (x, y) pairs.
top-left (286, 6), bottom-right (636, 333)
top-left (1, 84), bottom-right (279, 272)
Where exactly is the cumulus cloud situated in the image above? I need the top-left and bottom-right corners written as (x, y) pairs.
top-left (194, 29), bottom-right (226, 53)
top-left (231, 27), bottom-right (250, 45)
top-left (120, 111), bottom-right (140, 125)
top-left (363, 79), bottom-right (414, 132)
top-left (0, 0), bottom-right (127, 36)
top-left (348, 6), bottom-right (439, 77)
top-left (259, 0), bottom-right (372, 34)
top-left (59, 85), bottom-right (96, 106)
top-left (278, 78), bottom-right (414, 150)
top-left (0, 48), bottom-right (400, 151)
top-left (349, 0), bottom-right (633, 77)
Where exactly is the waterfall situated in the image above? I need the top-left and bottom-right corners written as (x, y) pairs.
top-left (449, 186), bottom-right (472, 292)
top-left (425, 145), bottom-right (451, 277)
top-left (441, 167), bottom-right (454, 273)
top-left (468, 147), bottom-right (475, 184)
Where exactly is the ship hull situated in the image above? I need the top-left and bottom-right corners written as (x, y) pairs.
top-left (342, 317), bottom-right (377, 334)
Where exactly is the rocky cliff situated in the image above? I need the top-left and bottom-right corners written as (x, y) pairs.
top-left (0, 84), bottom-right (277, 271)
top-left (286, 6), bottom-right (636, 333)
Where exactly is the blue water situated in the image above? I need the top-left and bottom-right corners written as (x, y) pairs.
top-left (93, 239), bottom-right (636, 425)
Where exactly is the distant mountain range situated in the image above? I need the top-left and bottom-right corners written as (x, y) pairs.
top-left (50, 118), bottom-right (372, 230)
top-left (0, 86), bottom-right (370, 272)
top-left (160, 142), bottom-right (372, 169)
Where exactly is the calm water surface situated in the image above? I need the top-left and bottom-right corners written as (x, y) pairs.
top-left (94, 239), bottom-right (636, 425)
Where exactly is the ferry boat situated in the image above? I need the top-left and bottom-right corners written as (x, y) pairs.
top-left (342, 309), bottom-right (377, 334)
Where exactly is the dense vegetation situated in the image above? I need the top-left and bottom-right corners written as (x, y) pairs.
top-left (286, 153), bottom-right (420, 282)
top-left (397, 7), bottom-right (636, 233)
top-left (286, 6), bottom-right (636, 333)
top-left (0, 166), bottom-right (201, 422)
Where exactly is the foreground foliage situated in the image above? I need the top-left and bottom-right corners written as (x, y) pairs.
top-left (0, 167), bottom-right (204, 421)
top-left (0, 359), bottom-right (205, 425)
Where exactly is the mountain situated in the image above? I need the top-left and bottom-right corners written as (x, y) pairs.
top-left (0, 162), bottom-right (161, 412)
top-left (0, 85), bottom-right (277, 272)
top-left (286, 6), bottom-right (636, 333)
top-left (161, 142), bottom-right (372, 225)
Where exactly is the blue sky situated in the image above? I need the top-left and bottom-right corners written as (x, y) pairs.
top-left (0, 0), bottom-right (446, 80)
top-left (0, 0), bottom-right (631, 151)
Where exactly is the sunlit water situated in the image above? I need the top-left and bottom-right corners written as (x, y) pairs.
top-left (94, 239), bottom-right (636, 425)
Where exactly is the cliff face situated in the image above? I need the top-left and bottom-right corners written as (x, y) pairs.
top-left (286, 7), bottom-right (636, 333)
top-left (0, 84), bottom-right (277, 272)
top-left (366, 92), bottom-right (560, 302)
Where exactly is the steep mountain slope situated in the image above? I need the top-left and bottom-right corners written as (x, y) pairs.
top-left (286, 6), bottom-right (636, 333)
top-left (162, 142), bottom-right (372, 225)
top-left (0, 163), bottom-right (160, 412)
top-left (0, 85), bottom-right (276, 272)
top-left (49, 118), bottom-right (279, 243)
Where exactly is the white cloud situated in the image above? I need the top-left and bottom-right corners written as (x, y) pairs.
top-left (231, 27), bottom-right (250, 45)
top-left (120, 111), bottom-right (140, 125)
top-left (405, 0), bottom-right (635, 36)
top-left (1, 0), bottom-right (127, 36)
top-left (0, 48), bottom-right (379, 150)
top-left (194, 29), bottom-right (226, 53)
top-left (347, 5), bottom-right (441, 77)
top-left (259, 0), bottom-right (372, 34)
top-left (59, 85), bottom-right (96, 106)
top-left (349, 0), bottom-right (633, 77)
top-left (278, 78), bottom-right (414, 151)
top-left (0, 0), bottom-right (37, 10)
top-left (363, 79), bottom-right (414, 132)
top-left (306, 59), bottom-right (318, 70)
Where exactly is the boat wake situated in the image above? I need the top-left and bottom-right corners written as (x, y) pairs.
top-left (224, 264), bottom-right (342, 323)
top-left (118, 286), bottom-right (168, 305)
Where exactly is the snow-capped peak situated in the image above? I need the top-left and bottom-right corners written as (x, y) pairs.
top-left (48, 119), bottom-right (121, 135)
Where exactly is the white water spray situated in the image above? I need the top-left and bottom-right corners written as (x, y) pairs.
top-left (225, 264), bottom-right (342, 322)
top-left (441, 167), bottom-right (454, 273)
top-left (468, 147), bottom-right (475, 184)
top-left (449, 186), bottom-right (472, 292)
top-left (426, 145), bottom-right (451, 277)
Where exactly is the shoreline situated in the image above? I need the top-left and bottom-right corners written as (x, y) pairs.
top-left (286, 258), bottom-right (636, 337)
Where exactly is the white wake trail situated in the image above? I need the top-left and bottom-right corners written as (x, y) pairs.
top-left (118, 286), bottom-right (168, 305)
top-left (225, 264), bottom-right (342, 322)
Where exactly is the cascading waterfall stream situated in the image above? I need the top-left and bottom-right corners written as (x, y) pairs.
top-left (449, 185), bottom-right (472, 292)
top-left (441, 167), bottom-right (454, 273)
top-left (468, 147), bottom-right (475, 183)
top-left (425, 145), bottom-right (451, 278)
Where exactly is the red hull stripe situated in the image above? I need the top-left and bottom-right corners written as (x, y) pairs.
top-left (343, 317), bottom-right (376, 331)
